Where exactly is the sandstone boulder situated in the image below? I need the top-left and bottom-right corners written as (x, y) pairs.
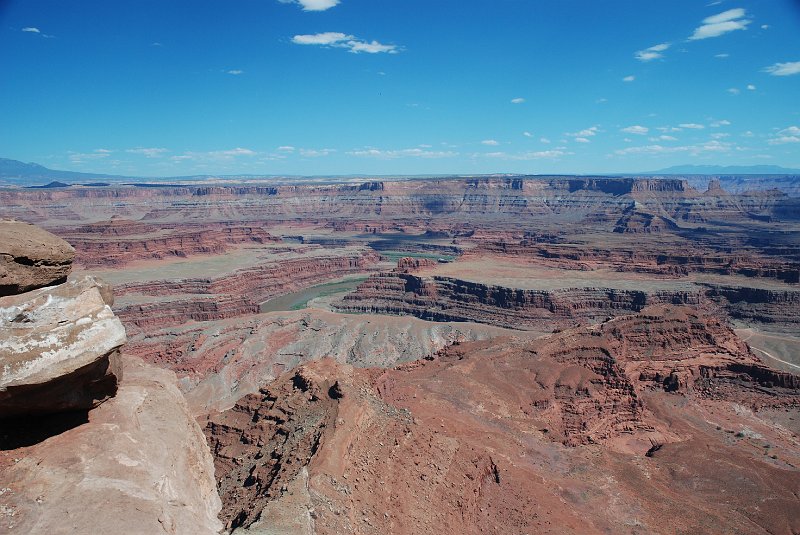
top-left (0, 220), bottom-right (75, 296)
top-left (0, 276), bottom-right (125, 417)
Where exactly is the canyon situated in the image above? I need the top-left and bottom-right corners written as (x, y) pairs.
top-left (1, 175), bottom-right (798, 534)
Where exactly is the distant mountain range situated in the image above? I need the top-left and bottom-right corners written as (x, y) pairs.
top-left (0, 158), bottom-right (130, 185)
top-left (1, 158), bottom-right (799, 196)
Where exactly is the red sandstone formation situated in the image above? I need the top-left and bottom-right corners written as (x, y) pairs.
top-left (204, 306), bottom-right (800, 534)
top-left (337, 271), bottom-right (704, 330)
top-left (395, 256), bottom-right (439, 272)
top-left (62, 224), bottom-right (281, 268)
top-left (116, 251), bottom-right (382, 328)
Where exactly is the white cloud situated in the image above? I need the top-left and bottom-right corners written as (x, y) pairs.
top-left (622, 125), bottom-right (649, 135)
top-left (298, 148), bottom-right (335, 157)
top-left (479, 150), bottom-right (567, 161)
top-left (635, 42), bottom-right (670, 62)
top-left (763, 61), bottom-right (800, 76)
top-left (347, 148), bottom-right (458, 159)
top-left (226, 69), bottom-right (244, 75)
top-left (769, 136), bottom-right (800, 145)
top-left (292, 32), bottom-right (399, 54)
top-left (623, 75), bottom-right (635, 82)
top-left (710, 132), bottom-right (730, 139)
top-left (747, 84), bottom-right (756, 90)
top-left (710, 119), bottom-right (731, 127)
top-left (742, 131), bottom-right (754, 137)
top-left (523, 131), bottom-right (532, 137)
top-left (481, 139), bottom-right (499, 146)
top-left (511, 97), bottom-right (525, 104)
top-left (215, 147), bottom-right (256, 157)
top-left (567, 126), bottom-right (598, 138)
top-left (727, 87), bottom-right (740, 95)
top-left (574, 137), bottom-right (590, 143)
top-left (279, 0), bottom-right (340, 11)
top-left (126, 147), bottom-right (169, 158)
top-left (540, 137), bottom-right (551, 144)
top-left (657, 126), bottom-right (682, 133)
top-left (292, 32), bottom-right (351, 46)
top-left (689, 8), bottom-right (751, 40)
top-left (761, 24), bottom-right (770, 30)
top-left (68, 149), bottom-right (115, 163)
top-left (613, 139), bottom-right (733, 156)
top-left (349, 40), bottom-right (398, 54)
top-left (657, 135), bottom-right (678, 141)
top-left (768, 126), bottom-right (800, 145)
top-left (715, 53), bottom-right (730, 58)
top-left (679, 123), bottom-right (705, 129)
top-left (22, 27), bottom-right (40, 33)
top-left (277, 146), bottom-right (295, 152)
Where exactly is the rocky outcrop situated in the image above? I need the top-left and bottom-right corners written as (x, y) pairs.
top-left (0, 220), bottom-right (74, 296)
top-left (203, 307), bottom-right (800, 535)
top-left (205, 363), bottom-right (341, 530)
top-left (336, 272), bottom-right (702, 330)
top-left (0, 275), bottom-right (125, 418)
top-left (0, 357), bottom-right (223, 534)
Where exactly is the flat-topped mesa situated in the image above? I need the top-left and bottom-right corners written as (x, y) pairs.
top-left (0, 219), bottom-right (75, 296)
top-left (395, 256), bottom-right (439, 272)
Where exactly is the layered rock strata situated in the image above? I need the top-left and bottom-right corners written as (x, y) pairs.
top-left (337, 272), bottom-right (702, 330)
top-left (116, 251), bottom-right (382, 328)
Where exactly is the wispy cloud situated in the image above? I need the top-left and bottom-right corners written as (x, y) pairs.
top-left (715, 53), bottom-right (730, 58)
top-left (523, 131), bottom-right (532, 137)
top-left (635, 42), bottom-right (670, 62)
top-left (478, 150), bottom-right (568, 161)
top-left (226, 69), bottom-right (244, 75)
top-left (679, 123), bottom-right (705, 129)
top-left (768, 126), bottom-right (800, 145)
top-left (126, 147), bottom-right (169, 158)
top-left (299, 148), bottom-right (336, 157)
top-left (709, 119), bottom-right (730, 127)
top-left (623, 75), bottom-right (635, 82)
top-left (68, 149), bottom-right (114, 163)
top-left (727, 87), bottom-right (740, 95)
top-left (278, 0), bottom-right (340, 11)
top-left (347, 147), bottom-right (458, 159)
top-left (567, 126), bottom-right (599, 138)
top-left (291, 32), bottom-right (400, 54)
top-left (510, 97), bottom-right (525, 104)
top-left (763, 61), bottom-right (800, 76)
top-left (622, 125), bottom-right (649, 135)
top-left (613, 140), bottom-right (733, 156)
top-left (21, 26), bottom-right (54, 38)
top-left (574, 137), bottom-right (591, 143)
top-left (689, 8), bottom-right (750, 40)
top-left (481, 139), bottom-right (499, 146)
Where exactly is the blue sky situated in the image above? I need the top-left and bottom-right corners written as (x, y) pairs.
top-left (1, 0), bottom-right (799, 176)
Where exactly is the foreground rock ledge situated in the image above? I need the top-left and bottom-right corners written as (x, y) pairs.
top-left (0, 220), bottom-right (75, 296)
top-left (0, 276), bottom-right (125, 417)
